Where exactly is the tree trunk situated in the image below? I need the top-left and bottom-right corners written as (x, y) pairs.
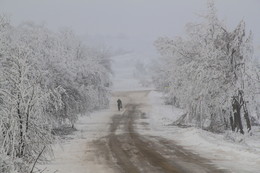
top-left (26, 88), bottom-right (34, 133)
top-left (229, 112), bottom-right (235, 131)
top-left (233, 111), bottom-right (238, 131)
top-left (232, 98), bottom-right (244, 134)
top-left (17, 95), bottom-right (24, 157)
top-left (237, 108), bottom-right (244, 134)
top-left (244, 109), bottom-right (251, 132)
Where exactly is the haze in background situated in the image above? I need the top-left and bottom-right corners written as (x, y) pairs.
top-left (1, 0), bottom-right (259, 56)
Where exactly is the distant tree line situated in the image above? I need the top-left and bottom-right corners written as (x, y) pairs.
top-left (0, 15), bottom-right (112, 172)
top-left (152, 1), bottom-right (259, 133)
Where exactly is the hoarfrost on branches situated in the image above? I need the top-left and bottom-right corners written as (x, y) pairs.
top-left (153, 1), bottom-right (259, 133)
top-left (0, 16), bottom-right (112, 172)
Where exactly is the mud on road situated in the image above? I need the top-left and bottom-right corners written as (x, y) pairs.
top-left (94, 91), bottom-right (228, 173)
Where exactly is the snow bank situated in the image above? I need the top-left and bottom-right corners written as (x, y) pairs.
top-left (138, 91), bottom-right (260, 173)
top-left (37, 107), bottom-right (117, 173)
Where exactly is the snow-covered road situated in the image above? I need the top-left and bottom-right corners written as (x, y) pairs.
top-left (40, 90), bottom-right (227, 173)
top-left (39, 89), bottom-right (260, 173)
top-left (99, 90), bottom-right (228, 173)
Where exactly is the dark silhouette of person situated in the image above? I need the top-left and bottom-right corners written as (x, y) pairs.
top-left (117, 99), bottom-right (122, 111)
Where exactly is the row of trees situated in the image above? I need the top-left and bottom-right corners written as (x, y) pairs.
top-left (153, 1), bottom-right (259, 133)
top-left (0, 16), bottom-right (111, 172)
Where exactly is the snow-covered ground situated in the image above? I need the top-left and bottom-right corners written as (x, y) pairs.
top-left (138, 91), bottom-right (260, 173)
top-left (38, 109), bottom-right (114, 173)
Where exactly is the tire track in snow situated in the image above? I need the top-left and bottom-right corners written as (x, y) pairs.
top-left (100, 90), bottom-right (229, 173)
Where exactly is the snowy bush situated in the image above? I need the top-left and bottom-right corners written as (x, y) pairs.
top-left (153, 1), bottom-right (259, 133)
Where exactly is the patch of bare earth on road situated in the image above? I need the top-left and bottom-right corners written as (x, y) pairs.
top-left (87, 138), bottom-right (121, 173)
top-left (94, 91), bottom-right (229, 173)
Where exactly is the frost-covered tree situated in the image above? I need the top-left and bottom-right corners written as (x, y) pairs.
top-left (0, 22), bottom-right (63, 172)
top-left (13, 24), bottom-right (111, 127)
top-left (0, 17), bottom-right (112, 172)
top-left (153, 1), bottom-right (259, 133)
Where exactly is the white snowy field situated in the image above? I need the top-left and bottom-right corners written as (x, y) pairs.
top-left (137, 91), bottom-right (260, 173)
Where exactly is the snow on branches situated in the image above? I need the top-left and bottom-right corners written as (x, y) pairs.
top-left (0, 17), bottom-right (112, 172)
top-left (153, 1), bottom-right (259, 133)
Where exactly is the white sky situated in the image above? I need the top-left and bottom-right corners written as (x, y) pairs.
top-left (0, 0), bottom-right (259, 55)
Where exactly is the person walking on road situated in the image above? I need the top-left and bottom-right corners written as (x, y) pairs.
top-left (117, 99), bottom-right (122, 111)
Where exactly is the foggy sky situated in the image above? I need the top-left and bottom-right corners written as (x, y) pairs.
top-left (0, 0), bottom-right (259, 55)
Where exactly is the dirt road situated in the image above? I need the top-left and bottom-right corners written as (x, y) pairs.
top-left (94, 90), bottom-right (228, 173)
